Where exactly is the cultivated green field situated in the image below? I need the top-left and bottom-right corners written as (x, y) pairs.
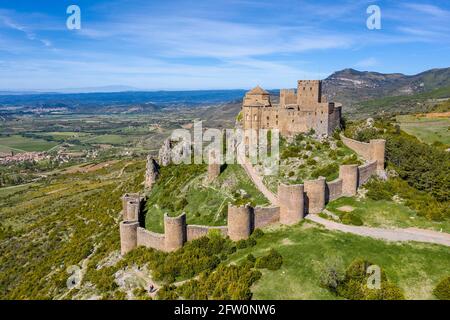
top-left (0, 135), bottom-right (58, 153)
top-left (228, 222), bottom-right (450, 300)
top-left (396, 115), bottom-right (450, 146)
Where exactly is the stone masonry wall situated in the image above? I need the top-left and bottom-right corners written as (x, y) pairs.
top-left (341, 135), bottom-right (371, 159)
top-left (326, 178), bottom-right (343, 202)
top-left (358, 160), bottom-right (378, 187)
top-left (254, 206), bottom-right (280, 229)
top-left (137, 227), bottom-right (165, 251)
top-left (187, 225), bottom-right (228, 241)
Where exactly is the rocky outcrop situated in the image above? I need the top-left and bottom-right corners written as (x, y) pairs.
top-left (145, 156), bottom-right (160, 190)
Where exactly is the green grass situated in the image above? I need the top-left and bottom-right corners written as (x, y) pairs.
top-left (352, 86), bottom-right (450, 118)
top-left (145, 164), bottom-right (269, 233)
top-left (80, 134), bottom-right (136, 145)
top-left (0, 135), bottom-right (58, 153)
top-left (227, 222), bottom-right (450, 300)
top-left (396, 115), bottom-right (450, 146)
top-left (325, 197), bottom-right (450, 233)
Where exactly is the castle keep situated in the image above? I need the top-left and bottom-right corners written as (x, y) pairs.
top-left (242, 80), bottom-right (341, 136)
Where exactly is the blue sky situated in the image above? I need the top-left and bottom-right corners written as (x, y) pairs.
top-left (0, 0), bottom-right (449, 91)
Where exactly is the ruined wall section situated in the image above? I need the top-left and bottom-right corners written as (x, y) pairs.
top-left (137, 227), bottom-right (165, 251)
top-left (186, 225), bottom-right (228, 241)
top-left (326, 178), bottom-right (343, 202)
top-left (341, 135), bottom-right (386, 172)
top-left (341, 135), bottom-right (371, 159)
top-left (254, 206), bottom-right (280, 229)
top-left (358, 160), bottom-right (378, 187)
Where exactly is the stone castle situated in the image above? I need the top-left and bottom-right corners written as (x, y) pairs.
top-left (118, 79), bottom-right (386, 255)
top-left (242, 80), bottom-right (342, 137)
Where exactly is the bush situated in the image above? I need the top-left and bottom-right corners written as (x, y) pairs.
top-left (433, 276), bottom-right (450, 300)
top-left (236, 237), bottom-right (257, 249)
top-left (251, 228), bottom-right (265, 239)
top-left (366, 177), bottom-right (449, 221)
top-left (306, 158), bottom-right (317, 166)
top-left (327, 259), bottom-right (405, 300)
top-left (341, 212), bottom-right (363, 226)
top-left (311, 163), bottom-right (338, 180)
top-left (255, 249), bottom-right (283, 270)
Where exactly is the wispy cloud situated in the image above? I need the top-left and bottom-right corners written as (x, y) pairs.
top-left (403, 3), bottom-right (450, 19)
top-left (0, 11), bottom-right (53, 47)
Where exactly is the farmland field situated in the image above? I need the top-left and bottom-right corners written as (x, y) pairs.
top-left (0, 135), bottom-right (59, 153)
top-left (396, 114), bottom-right (450, 146)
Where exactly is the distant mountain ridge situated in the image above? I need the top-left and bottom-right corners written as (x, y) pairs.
top-left (323, 67), bottom-right (450, 105)
top-left (1, 67), bottom-right (449, 117)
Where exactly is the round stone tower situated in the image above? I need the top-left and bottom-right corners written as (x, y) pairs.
top-left (207, 150), bottom-right (220, 182)
top-left (304, 177), bottom-right (326, 214)
top-left (278, 183), bottom-right (304, 225)
top-left (122, 193), bottom-right (140, 220)
top-left (164, 213), bottom-right (187, 252)
top-left (370, 139), bottom-right (386, 172)
top-left (126, 200), bottom-right (140, 221)
top-left (119, 220), bottom-right (139, 255)
top-left (227, 204), bottom-right (253, 241)
top-left (339, 164), bottom-right (358, 196)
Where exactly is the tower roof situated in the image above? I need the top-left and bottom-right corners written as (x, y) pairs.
top-left (247, 85), bottom-right (269, 95)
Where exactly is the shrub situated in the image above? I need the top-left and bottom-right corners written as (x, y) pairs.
top-left (251, 228), bottom-right (264, 239)
top-left (311, 163), bottom-right (338, 180)
top-left (306, 158), bottom-right (317, 166)
top-left (328, 259), bottom-right (405, 300)
top-left (341, 212), bottom-right (363, 226)
top-left (433, 276), bottom-right (450, 300)
top-left (236, 237), bottom-right (256, 249)
top-left (255, 249), bottom-right (283, 270)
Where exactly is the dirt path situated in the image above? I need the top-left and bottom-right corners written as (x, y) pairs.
top-left (307, 214), bottom-right (450, 247)
top-left (238, 153), bottom-right (279, 205)
top-left (239, 157), bottom-right (450, 247)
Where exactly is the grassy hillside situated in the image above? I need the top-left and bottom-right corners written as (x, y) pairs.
top-left (144, 164), bottom-right (269, 233)
top-left (349, 86), bottom-right (450, 118)
top-left (261, 133), bottom-right (361, 193)
top-left (396, 114), bottom-right (450, 147)
top-left (228, 222), bottom-right (450, 300)
top-left (0, 160), bottom-right (144, 299)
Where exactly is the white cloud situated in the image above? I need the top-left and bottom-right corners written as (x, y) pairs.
top-left (403, 3), bottom-right (450, 19)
